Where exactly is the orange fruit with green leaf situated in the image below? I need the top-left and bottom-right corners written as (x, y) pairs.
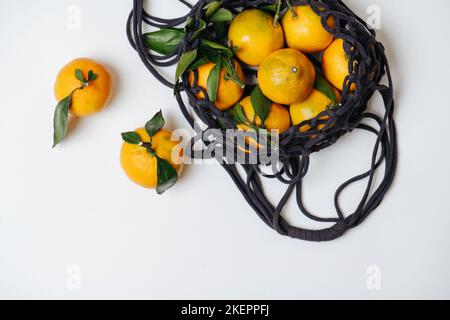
top-left (188, 59), bottom-right (245, 111)
top-left (52, 58), bottom-right (112, 147)
top-left (54, 58), bottom-right (112, 117)
top-left (234, 91), bottom-right (291, 134)
top-left (290, 73), bottom-right (342, 132)
top-left (228, 86), bottom-right (290, 153)
top-left (120, 111), bottom-right (183, 193)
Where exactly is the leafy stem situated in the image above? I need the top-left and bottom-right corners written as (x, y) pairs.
top-left (273, 0), bottom-right (282, 27)
top-left (75, 69), bottom-right (98, 88)
top-left (286, 0), bottom-right (297, 18)
top-left (52, 69), bottom-right (98, 148)
top-left (222, 56), bottom-right (244, 88)
top-left (141, 142), bottom-right (157, 157)
top-left (250, 85), bottom-right (271, 127)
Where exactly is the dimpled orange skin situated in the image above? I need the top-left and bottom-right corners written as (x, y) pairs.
top-left (282, 5), bottom-right (335, 54)
top-left (258, 49), bottom-right (315, 105)
top-left (120, 128), bottom-right (183, 189)
top-left (239, 96), bottom-right (291, 133)
top-left (188, 60), bottom-right (245, 111)
top-left (228, 9), bottom-right (284, 66)
top-left (322, 38), bottom-right (356, 91)
top-left (54, 58), bottom-right (112, 117)
top-left (290, 89), bottom-right (341, 132)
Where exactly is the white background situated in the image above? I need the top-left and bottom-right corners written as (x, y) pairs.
top-left (1, 0), bottom-right (449, 300)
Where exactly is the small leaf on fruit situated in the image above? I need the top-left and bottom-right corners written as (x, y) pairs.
top-left (75, 69), bottom-right (85, 82)
top-left (121, 132), bottom-right (142, 145)
top-left (145, 110), bottom-right (165, 137)
top-left (156, 157), bottom-right (178, 194)
top-left (88, 70), bottom-right (98, 82)
top-left (250, 85), bottom-right (271, 126)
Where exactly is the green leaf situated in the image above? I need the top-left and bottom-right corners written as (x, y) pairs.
top-left (201, 39), bottom-right (228, 51)
top-left (121, 131), bottom-right (142, 144)
top-left (190, 19), bottom-right (207, 40)
top-left (145, 110), bottom-right (165, 137)
top-left (184, 17), bottom-right (194, 32)
top-left (52, 94), bottom-right (72, 148)
top-left (156, 156), bottom-right (179, 194)
top-left (223, 57), bottom-right (245, 88)
top-left (216, 117), bottom-right (228, 130)
top-left (201, 46), bottom-right (222, 64)
top-left (314, 72), bottom-right (338, 104)
top-left (201, 39), bottom-right (233, 57)
top-left (250, 85), bottom-right (271, 126)
top-left (187, 56), bottom-right (209, 71)
top-left (261, 4), bottom-right (276, 12)
top-left (207, 61), bottom-right (222, 102)
top-left (175, 49), bottom-right (198, 82)
top-left (228, 103), bottom-right (248, 125)
top-left (204, 1), bottom-right (221, 17)
top-left (88, 70), bottom-right (98, 82)
top-left (75, 69), bottom-right (85, 83)
top-left (213, 22), bottom-right (228, 44)
top-left (143, 28), bottom-right (185, 55)
top-left (210, 8), bottom-right (233, 23)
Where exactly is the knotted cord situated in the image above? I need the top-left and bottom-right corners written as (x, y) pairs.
top-left (127, 0), bottom-right (397, 242)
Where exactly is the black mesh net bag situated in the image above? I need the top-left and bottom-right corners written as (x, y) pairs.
top-left (127, 0), bottom-right (397, 242)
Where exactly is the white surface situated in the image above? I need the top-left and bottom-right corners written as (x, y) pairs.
top-left (0, 0), bottom-right (449, 300)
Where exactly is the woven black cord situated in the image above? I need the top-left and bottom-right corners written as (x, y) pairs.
top-left (127, 0), bottom-right (398, 242)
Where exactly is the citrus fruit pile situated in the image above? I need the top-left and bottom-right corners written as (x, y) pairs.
top-left (106, 2), bottom-right (354, 192)
top-left (127, 0), bottom-right (397, 242)
top-left (182, 4), bottom-right (352, 135)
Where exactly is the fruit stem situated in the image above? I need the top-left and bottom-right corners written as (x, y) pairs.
top-left (141, 142), bottom-right (156, 157)
top-left (286, 0), bottom-right (297, 18)
top-left (273, 0), bottom-right (282, 27)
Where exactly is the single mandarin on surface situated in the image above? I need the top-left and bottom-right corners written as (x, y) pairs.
top-left (188, 60), bottom-right (245, 111)
top-left (258, 49), bottom-right (315, 105)
top-left (54, 58), bottom-right (112, 117)
top-left (282, 5), bottom-right (335, 54)
top-left (228, 9), bottom-right (284, 66)
top-left (120, 128), bottom-right (183, 189)
top-left (322, 38), bottom-right (357, 91)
